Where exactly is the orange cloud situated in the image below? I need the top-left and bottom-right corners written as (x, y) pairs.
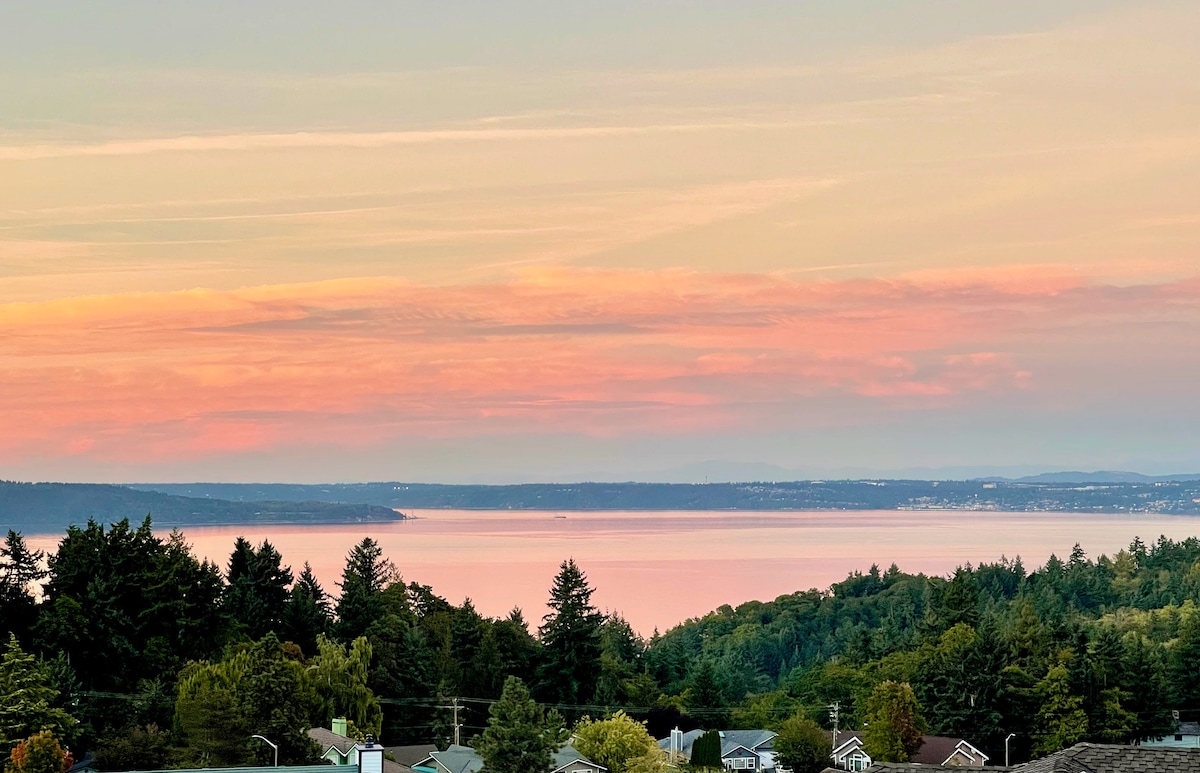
top-left (2, 267), bottom-right (1198, 464)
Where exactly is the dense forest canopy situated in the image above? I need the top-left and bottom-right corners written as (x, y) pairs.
top-left (3, 518), bottom-right (1200, 769)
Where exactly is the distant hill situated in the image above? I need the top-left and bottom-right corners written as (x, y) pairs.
top-left (131, 479), bottom-right (1200, 515)
top-left (986, 471), bottom-right (1200, 484)
top-left (0, 480), bottom-right (405, 534)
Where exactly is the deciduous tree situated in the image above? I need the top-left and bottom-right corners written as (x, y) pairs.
top-left (4, 731), bottom-right (71, 773)
top-left (572, 711), bottom-right (660, 773)
top-left (862, 681), bottom-right (926, 763)
top-left (773, 713), bottom-right (830, 773)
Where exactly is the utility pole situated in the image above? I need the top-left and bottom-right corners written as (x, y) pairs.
top-left (828, 702), bottom-right (840, 754)
top-left (439, 697), bottom-right (463, 746)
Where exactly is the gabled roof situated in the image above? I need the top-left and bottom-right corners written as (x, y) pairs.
top-left (309, 727), bottom-right (357, 756)
top-left (657, 729), bottom-right (776, 761)
top-left (416, 745), bottom-right (482, 773)
top-left (720, 730), bottom-right (776, 757)
top-left (553, 745), bottom-right (607, 772)
top-left (830, 734), bottom-right (865, 757)
top-left (385, 746), bottom-right (439, 767)
top-left (1013, 742), bottom-right (1200, 772)
top-left (911, 736), bottom-right (989, 766)
top-left (416, 743), bottom-right (606, 773)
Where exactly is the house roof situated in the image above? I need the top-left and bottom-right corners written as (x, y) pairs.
top-left (417, 745), bottom-right (482, 773)
top-left (385, 745), bottom-right (439, 767)
top-left (416, 743), bottom-right (605, 773)
top-left (309, 727), bottom-right (357, 756)
top-left (552, 745), bottom-right (607, 772)
top-left (1012, 742), bottom-right (1200, 772)
top-left (865, 766), bottom-right (1003, 772)
top-left (657, 729), bottom-right (776, 760)
top-left (720, 730), bottom-right (776, 757)
top-left (911, 735), bottom-right (989, 766)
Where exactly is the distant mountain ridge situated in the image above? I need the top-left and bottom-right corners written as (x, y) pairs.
top-left (982, 471), bottom-right (1200, 483)
top-left (0, 480), bottom-right (405, 534)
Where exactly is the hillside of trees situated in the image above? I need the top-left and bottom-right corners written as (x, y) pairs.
top-left (4, 518), bottom-right (1200, 770)
top-left (0, 481), bottom-right (404, 533)
top-left (135, 479), bottom-right (1200, 513)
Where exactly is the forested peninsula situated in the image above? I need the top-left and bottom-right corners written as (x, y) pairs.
top-left (4, 519), bottom-right (1200, 770)
top-left (0, 481), bottom-right (404, 533)
top-left (136, 478), bottom-right (1200, 514)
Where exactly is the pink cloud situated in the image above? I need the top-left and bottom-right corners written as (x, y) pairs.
top-left (1, 267), bottom-right (1197, 463)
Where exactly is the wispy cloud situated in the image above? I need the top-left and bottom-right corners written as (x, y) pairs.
top-left (0, 121), bottom-right (821, 161)
top-left (2, 267), bottom-right (1197, 464)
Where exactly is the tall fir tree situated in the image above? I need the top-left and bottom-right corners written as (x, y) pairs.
top-left (224, 538), bottom-right (293, 640)
top-left (475, 676), bottom-right (555, 773)
top-left (537, 559), bottom-right (603, 705)
top-left (0, 531), bottom-right (46, 640)
top-left (335, 538), bottom-right (396, 641)
top-left (282, 562), bottom-right (333, 656)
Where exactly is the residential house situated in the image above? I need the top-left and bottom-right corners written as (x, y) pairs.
top-left (414, 743), bottom-right (607, 773)
top-left (307, 719), bottom-right (420, 773)
top-left (1143, 720), bottom-right (1200, 749)
top-left (827, 733), bottom-right (987, 770)
top-left (658, 729), bottom-right (778, 772)
top-left (828, 734), bottom-right (871, 772)
top-left (1010, 742), bottom-right (1200, 771)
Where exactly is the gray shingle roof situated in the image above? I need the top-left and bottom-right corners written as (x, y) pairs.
top-left (420, 745), bottom-right (483, 773)
top-left (1012, 742), bottom-right (1200, 772)
top-left (385, 745), bottom-right (439, 767)
top-left (867, 766), bottom-right (997, 772)
top-left (417, 743), bottom-right (605, 773)
top-left (309, 727), bottom-right (356, 755)
top-left (657, 729), bottom-right (776, 760)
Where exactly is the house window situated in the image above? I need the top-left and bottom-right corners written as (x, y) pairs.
top-left (725, 759), bottom-right (754, 769)
top-left (1176, 735), bottom-right (1185, 741)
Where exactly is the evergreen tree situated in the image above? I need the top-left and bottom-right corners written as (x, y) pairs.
top-left (224, 539), bottom-right (293, 640)
top-left (1032, 661), bottom-right (1088, 755)
top-left (0, 636), bottom-right (76, 755)
top-left (538, 559), bottom-right (603, 705)
top-left (1121, 634), bottom-right (1173, 740)
top-left (282, 563), bottom-right (333, 656)
top-left (1169, 611), bottom-right (1200, 718)
top-left (0, 531), bottom-right (45, 641)
top-left (336, 539), bottom-right (396, 641)
top-left (686, 659), bottom-right (729, 728)
top-left (689, 730), bottom-right (723, 769)
top-left (237, 634), bottom-right (320, 765)
top-left (475, 677), bottom-right (555, 773)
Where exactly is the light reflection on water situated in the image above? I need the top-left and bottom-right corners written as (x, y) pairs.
top-left (26, 510), bottom-right (1200, 634)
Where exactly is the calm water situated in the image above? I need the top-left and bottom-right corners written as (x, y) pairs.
top-left (26, 510), bottom-right (1200, 633)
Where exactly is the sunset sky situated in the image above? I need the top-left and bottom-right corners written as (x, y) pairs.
top-left (3, 1), bottom-right (1199, 483)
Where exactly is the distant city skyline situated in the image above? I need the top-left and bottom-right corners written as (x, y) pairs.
top-left (2, 2), bottom-right (1199, 484)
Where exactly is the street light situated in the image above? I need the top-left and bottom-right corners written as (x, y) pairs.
top-left (1005, 733), bottom-right (1016, 767)
top-left (251, 735), bottom-right (279, 767)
